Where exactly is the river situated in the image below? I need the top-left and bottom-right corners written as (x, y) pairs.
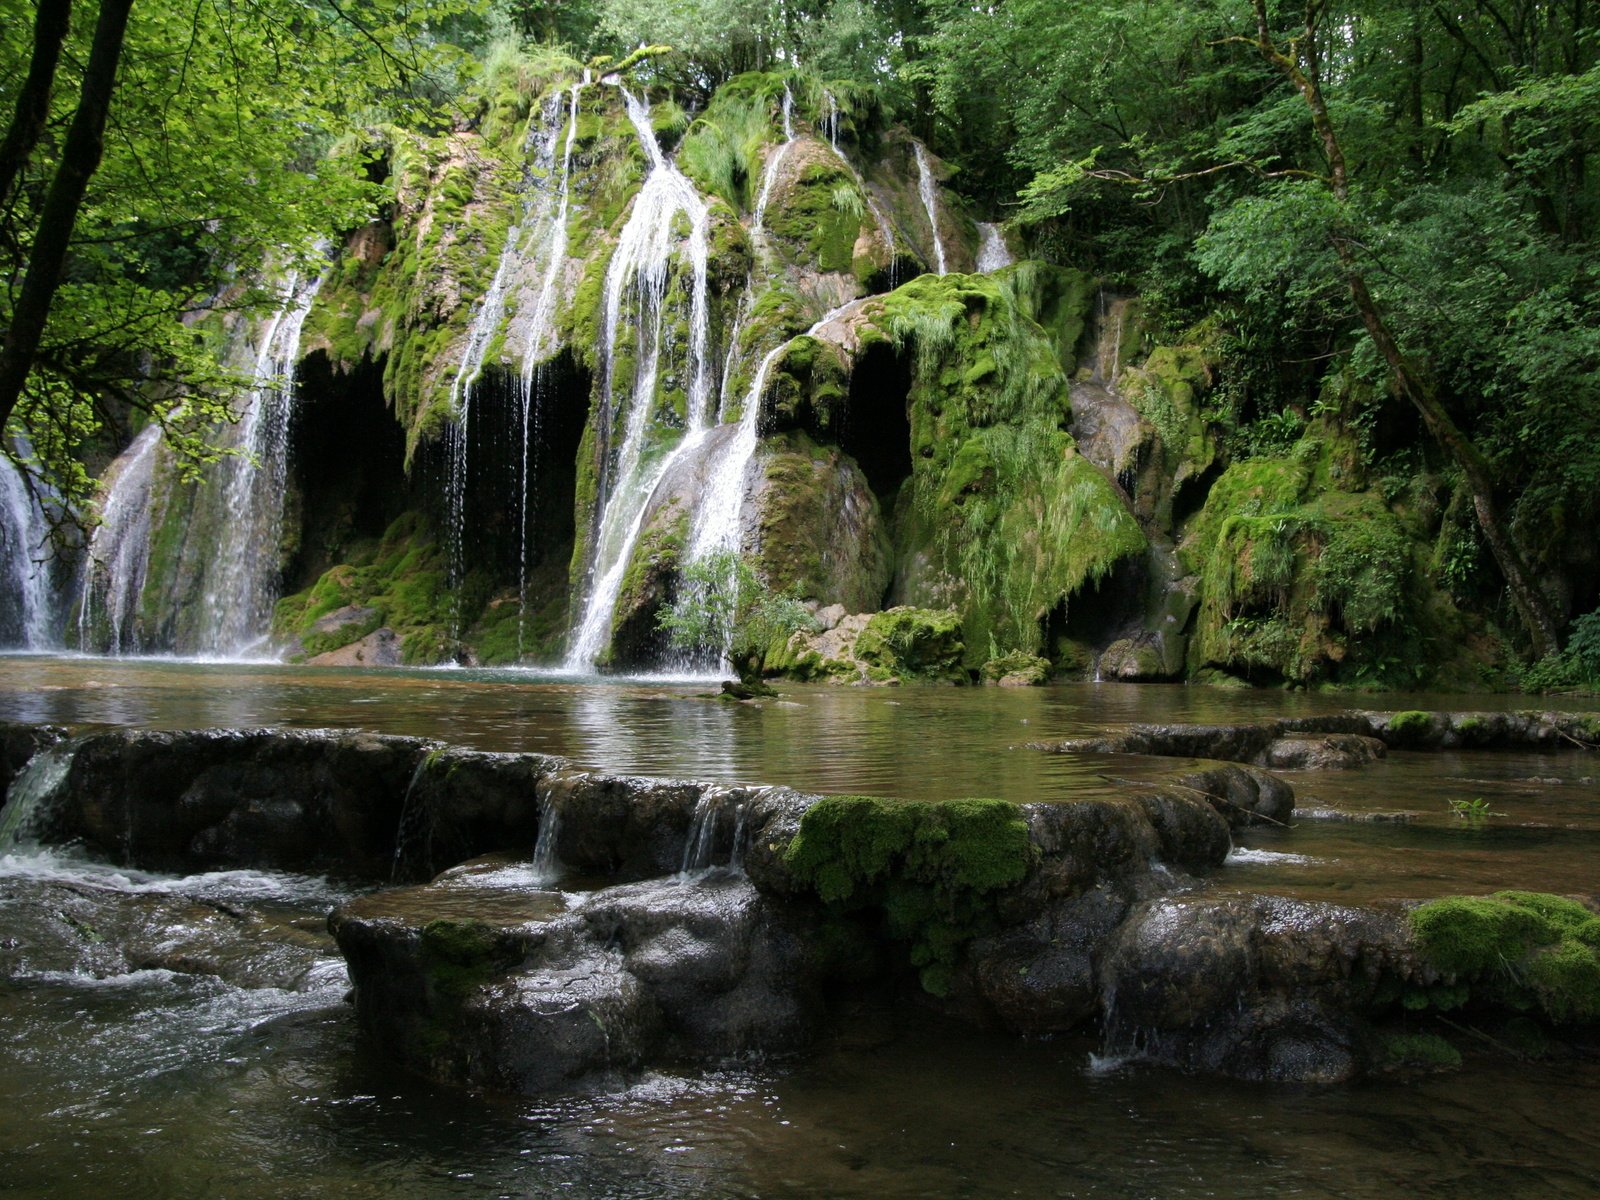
top-left (2, 653), bottom-right (1597, 1198)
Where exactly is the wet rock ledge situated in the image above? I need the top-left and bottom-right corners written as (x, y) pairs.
top-left (4, 722), bottom-right (1598, 1091)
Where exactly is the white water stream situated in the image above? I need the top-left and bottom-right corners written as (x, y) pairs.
top-left (914, 142), bottom-right (947, 275)
top-left (0, 449), bottom-right (58, 648)
top-left (195, 266), bottom-right (324, 656)
top-left (565, 85), bottom-right (712, 668)
top-left (76, 424), bottom-right (161, 654)
top-left (977, 222), bottom-right (1013, 272)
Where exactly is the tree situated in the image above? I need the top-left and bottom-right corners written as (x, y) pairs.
top-left (656, 550), bottom-right (815, 696)
top-left (0, 0), bottom-right (480, 514)
top-left (1234, 0), bottom-right (1564, 657)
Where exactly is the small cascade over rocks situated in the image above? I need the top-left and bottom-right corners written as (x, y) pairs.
top-left (0, 450), bottom-right (59, 649)
top-left (913, 142), bottom-right (947, 275)
top-left (565, 83), bottom-right (713, 669)
top-left (195, 265), bottom-right (325, 657)
top-left (76, 426), bottom-right (161, 655)
top-left (529, 788), bottom-right (565, 885)
top-left (0, 740), bottom-right (75, 850)
top-left (977, 222), bottom-right (1013, 272)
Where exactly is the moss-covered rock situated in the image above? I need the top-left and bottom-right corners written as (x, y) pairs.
top-left (750, 431), bottom-right (891, 613)
top-left (1410, 891), bottom-right (1600, 1023)
top-left (820, 266), bottom-right (1145, 664)
top-left (1180, 444), bottom-right (1432, 686)
top-left (979, 652), bottom-right (1050, 686)
top-left (783, 794), bottom-right (1033, 994)
top-left (272, 512), bottom-right (464, 665)
top-left (853, 606), bottom-right (965, 681)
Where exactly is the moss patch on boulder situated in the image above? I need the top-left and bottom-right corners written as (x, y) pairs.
top-left (853, 606), bottom-right (965, 681)
top-left (1410, 891), bottom-right (1600, 1024)
top-left (783, 794), bottom-right (1033, 994)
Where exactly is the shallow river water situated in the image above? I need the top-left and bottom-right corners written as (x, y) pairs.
top-left (2, 654), bottom-right (1598, 1198)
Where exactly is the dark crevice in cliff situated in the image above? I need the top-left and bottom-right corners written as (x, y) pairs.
top-left (1047, 554), bottom-right (1148, 654)
top-left (287, 351), bottom-right (410, 590)
top-left (838, 340), bottom-right (912, 503)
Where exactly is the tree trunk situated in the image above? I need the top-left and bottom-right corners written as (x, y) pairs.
top-left (0, 0), bottom-right (74, 215)
top-left (0, 0), bottom-right (135, 435)
top-left (1250, 0), bottom-right (1563, 658)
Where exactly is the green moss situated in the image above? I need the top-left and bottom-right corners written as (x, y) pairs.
top-left (783, 794), bottom-right (1033, 994)
top-left (419, 917), bottom-right (520, 1003)
top-left (856, 268), bottom-right (1141, 661)
top-left (1386, 710), bottom-right (1432, 740)
top-left (273, 512), bottom-right (471, 665)
top-left (853, 607), bottom-right (965, 680)
top-left (980, 652), bottom-right (1050, 685)
top-left (1410, 891), bottom-right (1600, 1024)
top-left (1378, 1032), bottom-right (1462, 1071)
top-left (1182, 451), bottom-right (1422, 686)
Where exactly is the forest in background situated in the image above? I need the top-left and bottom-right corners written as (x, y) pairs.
top-left (1, 0), bottom-right (1596, 687)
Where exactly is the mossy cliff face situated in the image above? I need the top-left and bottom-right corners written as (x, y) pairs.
top-left (273, 512), bottom-right (462, 665)
top-left (1178, 432), bottom-right (1447, 686)
top-left (831, 266), bottom-right (1147, 665)
top-left (95, 64), bottom-right (1494, 680)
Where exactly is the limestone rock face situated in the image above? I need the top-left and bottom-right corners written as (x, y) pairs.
top-left (1101, 895), bottom-right (1421, 1083)
top-left (25, 728), bottom-right (436, 876)
top-left (307, 626), bottom-right (403, 667)
top-left (751, 433), bottom-right (891, 614)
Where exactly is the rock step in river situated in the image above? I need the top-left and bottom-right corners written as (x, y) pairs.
top-left (3, 718), bottom-right (1598, 1090)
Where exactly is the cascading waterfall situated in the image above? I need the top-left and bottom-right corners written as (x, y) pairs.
top-left (76, 424), bottom-right (162, 654)
top-left (565, 84), bottom-right (712, 669)
top-left (195, 266), bottom-right (325, 657)
top-left (716, 88), bottom-right (797, 427)
top-left (821, 88), bottom-right (841, 151)
top-left (0, 741), bottom-right (74, 849)
top-left (685, 297), bottom-right (869, 597)
top-left (529, 790), bottom-right (564, 885)
top-left (0, 450), bottom-right (59, 648)
top-left (914, 142), bottom-right (947, 275)
top-left (516, 81), bottom-right (585, 653)
top-left (444, 91), bottom-right (569, 633)
top-left (977, 222), bottom-right (1013, 272)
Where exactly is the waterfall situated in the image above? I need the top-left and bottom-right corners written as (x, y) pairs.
top-left (0, 742), bottom-right (73, 850)
top-left (444, 91), bottom-right (570, 633)
top-left (0, 451), bottom-right (58, 648)
top-left (821, 88), bottom-right (841, 151)
top-left (529, 790), bottom-right (564, 885)
top-left (194, 266), bottom-right (325, 657)
top-left (516, 81), bottom-right (585, 653)
top-left (977, 222), bottom-right (1013, 272)
top-left (914, 143), bottom-right (947, 275)
top-left (565, 84), bottom-right (712, 669)
top-left (687, 297), bottom-right (869, 579)
top-left (717, 88), bottom-right (797, 418)
top-left (76, 425), bottom-right (162, 654)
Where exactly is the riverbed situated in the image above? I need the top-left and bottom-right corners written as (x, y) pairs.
top-left (2, 653), bottom-right (1598, 1198)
